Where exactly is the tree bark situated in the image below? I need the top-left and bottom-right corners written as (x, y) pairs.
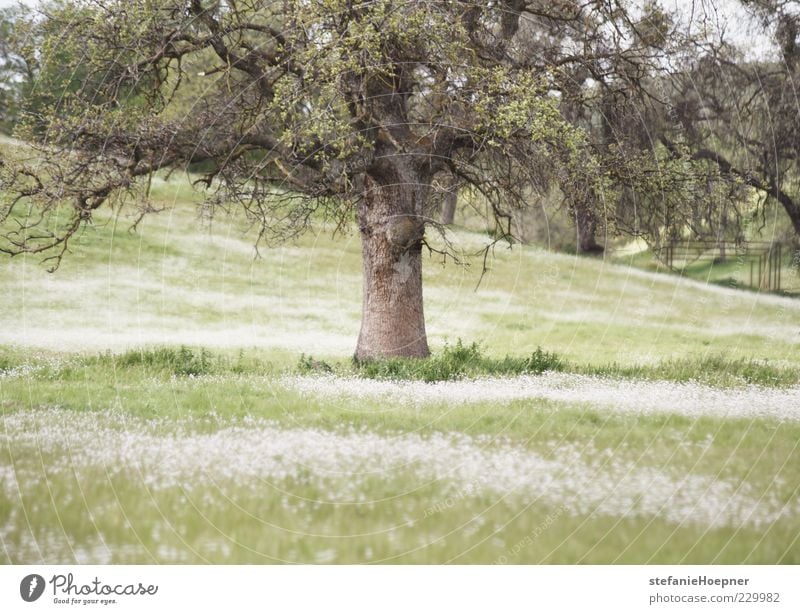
top-left (574, 200), bottom-right (604, 254)
top-left (354, 166), bottom-right (430, 360)
top-left (441, 181), bottom-right (457, 225)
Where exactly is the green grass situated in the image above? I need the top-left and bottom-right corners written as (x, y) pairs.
top-left (84, 346), bottom-right (271, 377)
top-left (4, 344), bottom-right (796, 387)
top-left (576, 354), bottom-right (800, 388)
top-left (2, 355), bottom-right (799, 563)
top-left (348, 340), bottom-right (564, 381)
top-left (2, 176), bottom-right (799, 367)
top-left (613, 242), bottom-right (800, 297)
top-left (3, 467), bottom-right (798, 564)
top-left (1, 175), bottom-right (799, 564)
top-left (0, 350), bottom-right (795, 445)
top-left (308, 342), bottom-right (799, 388)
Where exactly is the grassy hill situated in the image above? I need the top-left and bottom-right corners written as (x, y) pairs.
top-left (1, 174), bottom-right (798, 367)
top-left (1, 175), bottom-right (799, 563)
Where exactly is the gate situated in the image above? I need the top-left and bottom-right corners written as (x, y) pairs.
top-left (657, 241), bottom-right (797, 293)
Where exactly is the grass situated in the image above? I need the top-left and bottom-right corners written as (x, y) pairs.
top-left (2, 356), bottom-right (799, 563)
top-left (4, 343), bottom-right (796, 387)
top-left (3, 466), bottom-right (798, 564)
top-left (576, 354), bottom-right (800, 388)
top-left (2, 176), bottom-right (799, 367)
top-left (613, 241), bottom-right (800, 297)
top-left (303, 342), bottom-right (799, 388)
top-left (1, 174), bottom-right (799, 564)
top-left (84, 346), bottom-right (271, 377)
top-left (349, 341), bottom-right (564, 381)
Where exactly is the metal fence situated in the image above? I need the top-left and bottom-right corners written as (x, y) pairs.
top-left (656, 240), bottom-right (799, 293)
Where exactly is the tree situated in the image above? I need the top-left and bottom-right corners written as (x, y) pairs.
top-left (661, 0), bottom-right (800, 240)
top-left (432, 172), bottom-right (458, 226)
top-left (1, 0), bottom-right (677, 358)
top-left (0, 6), bottom-right (28, 134)
top-left (499, 0), bottom-right (679, 254)
top-left (0, 2), bottom-right (99, 136)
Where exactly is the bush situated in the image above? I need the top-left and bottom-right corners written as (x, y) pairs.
top-left (0, 353), bottom-right (16, 372)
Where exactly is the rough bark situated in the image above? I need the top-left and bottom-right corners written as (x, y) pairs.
top-left (574, 201), bottom-right (604, 254)
top-left (441, 174), bottom-right (457, 225)
top-left (441, 190), bottom-right (456, 225)
top-left (355, 164), bottom-right (430, 359)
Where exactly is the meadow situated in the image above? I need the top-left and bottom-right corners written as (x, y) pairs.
top-left (1, 175), bottom-right (799, 563)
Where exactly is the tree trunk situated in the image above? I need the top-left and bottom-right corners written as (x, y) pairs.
top-left (441, 187), bottom-right (457, 225)
top-left (354, 167), bottom-right (430, 360)
top-left (440, 174), bottom-right (457, 225)
top-left (574, 200), bottom-right (604, 254)
top-left (716, 207), bottom-right (728, 263)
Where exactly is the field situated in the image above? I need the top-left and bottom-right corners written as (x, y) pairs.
top-left (1, 176), bottom-right (799, 563)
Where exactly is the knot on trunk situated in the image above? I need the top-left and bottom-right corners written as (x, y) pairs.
top-left (386, 216), bottom-right (424, 255)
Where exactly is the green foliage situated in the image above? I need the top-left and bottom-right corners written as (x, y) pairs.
top-left (352, 340), bottom-right (563, 382)
top-left (8, 346), bottom-right (793, 388)
top-left (2, 345), bottom-right (800, 563)
top-left (297, 353), bottom-right (334, 374)
top-left (0, 0), bottom-right (603, 266)
top-left (582, 355), bottom-right (800, 388)
top-left (89, 346), bottom-right (215, 376)
top-left (1, 347), bottom-right (276, 380)
top-left (81, 347), bottom-right (263, 377)
top-left (0, 353), bottom-right (16, 372)
top-left (0, 9), bottom-right (20, 134)
top-left (295, 343), bottom-right (797, 388)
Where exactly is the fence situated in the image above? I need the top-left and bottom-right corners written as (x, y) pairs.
top-left (656, 240), bottom-right (799, 293)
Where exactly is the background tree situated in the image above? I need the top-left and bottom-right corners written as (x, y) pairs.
top-left (2, 3), bottom-right (75, 135)
top-left (660, 0), bottom-right (800, 242)
top-left (498, 0), bottom-right (681, 254)
top-left (0, 6), bottom-right (28, 134)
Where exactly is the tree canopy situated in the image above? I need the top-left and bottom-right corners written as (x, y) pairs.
top-left (659, 0), bottom-right (800, 238)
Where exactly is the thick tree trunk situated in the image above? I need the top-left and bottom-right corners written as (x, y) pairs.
top-left (354, 167), bottom-right (430, 360)
top-left (773, 185), bottom-right (800, 237)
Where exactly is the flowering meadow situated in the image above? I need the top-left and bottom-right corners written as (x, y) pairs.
top-left (1, 178), bottom-right (798, 563)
